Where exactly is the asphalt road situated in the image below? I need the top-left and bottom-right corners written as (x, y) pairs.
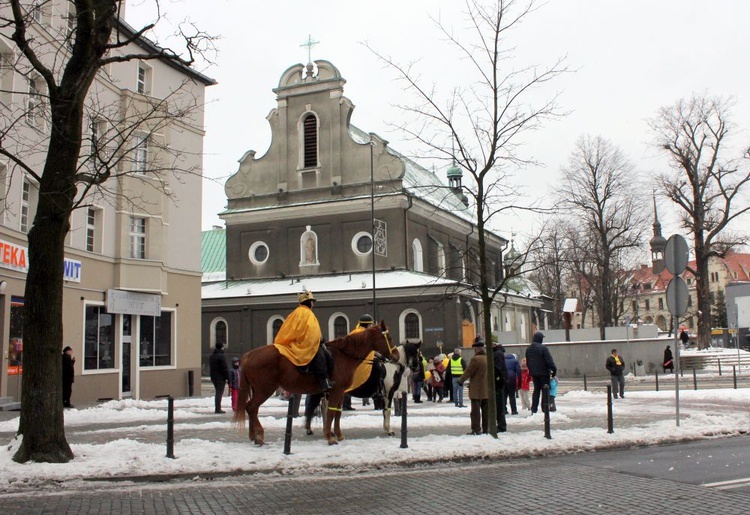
top-left (2, 436), bottom-right (749, 514)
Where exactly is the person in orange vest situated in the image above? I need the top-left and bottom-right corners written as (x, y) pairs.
top-left (274, 290), bottom-right (334, 392)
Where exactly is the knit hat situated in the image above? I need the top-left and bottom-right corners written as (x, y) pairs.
top-left (532, 331), bottom-right (545, 344)
top-left (232, 356), bottom-right (240, 363)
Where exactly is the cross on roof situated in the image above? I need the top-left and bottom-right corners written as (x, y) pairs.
top-left (300, 34), bottom-right (319, 64)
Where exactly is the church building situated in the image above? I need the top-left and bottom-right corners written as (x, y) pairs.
top-left (201, 60), bottom-right (543, 367)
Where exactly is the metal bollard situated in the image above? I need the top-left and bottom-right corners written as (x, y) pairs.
top-left (187, 370), bottom-right (194, 397)
top-left (606, 385), bottom-right (614, 434)
top-left (733, 365), bottom-right (737, 389)
top-left (583, 374), bottom-right (588, 391)
top-left (154, 395), bottom-right (177, 459)
top-left (692, 368), bottom-right (698, 390)
top-left (542, 384), bottom-right (551, 439)
top-left (718, 359), bottom-right (722, 376)
top-left (400, 392), bottom-right (408, 449)
top-left (655, 371), bottom-right (659, 392)
top-left (283, 394), bottom-right (295, 455)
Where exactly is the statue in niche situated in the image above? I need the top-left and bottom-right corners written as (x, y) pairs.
top-left (301, 226), bottom-right (318, 265)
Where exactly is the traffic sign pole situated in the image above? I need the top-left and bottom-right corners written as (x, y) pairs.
top-left (664, 234), bottom-right (689, 428)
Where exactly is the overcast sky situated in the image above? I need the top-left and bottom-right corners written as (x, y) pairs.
top-left (125, 1), bottom-right (750, 248)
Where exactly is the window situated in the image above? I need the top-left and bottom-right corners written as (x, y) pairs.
top-left (65, 1), bottom-right (76, 48)
top-left (136, 61), bottom-right (152, 95)
top-left (20, 179), bottom-right (31, 233)
top-left (0, 43), bottom-right (13, 106)
top-left (26, 76), bottom-right (45, 129)
top-left (302, 113), bottom-right (318, 168)
top-left (333, 316), bottom-right (348, 339)
top-left (404, 312), bottom-right (421, 340)
top-left (210, 318), bottom-right (228, 349)
top-left (658, 297), bottom-right (664, 310)
top-left (8, 296), bottom-right (24, 374)
top-left (352, 231), bottom-right (373, 256)
top-left (645, 299), bottom-right (650, 311)
top-left (631, 300), bottom-right (637, 312)
top-left (90, 118), bottom-right (108, 167)
top-left (437, 243), bottom-right (446, 276)
top-left (85, 207), bottom-right (102, 253)
top-left (132, 132), bottom-right (148, 173)
top-left (248, 241), bottom-right (269, 265)
top-left (267, 316), bottom-right (284, 344)
top-left (129, 216), bottom-right (146, 259)
top-left (412, 238), bottom-right (423, 272)
top-left (84, 305), bottom-right (115, 370)
top-left (139, 311), bottom-right (173, 367)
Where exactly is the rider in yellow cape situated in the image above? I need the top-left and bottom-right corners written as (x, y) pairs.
top-left (274, 290), bottom-right (333, 392)
top-left (346, 314), bottom-right (376, 394)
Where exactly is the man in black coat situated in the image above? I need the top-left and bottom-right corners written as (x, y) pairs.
top-left (525, 331), bottom-right (557, 414)
top-left (62, 346), bottom-right (75, 408)
top-left (605, 348), bottom-right (626, 399)
top-left (209, 343), bottom-right (230, 414)
top-left (492, 341), bottom-right (508, 432)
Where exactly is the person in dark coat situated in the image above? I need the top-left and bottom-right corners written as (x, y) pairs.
top-left (605, 348), bottom-right (626, 399)
top-left (458, 339), bottom-right (489, 434)
top-left (62, 346), bottom-right (75, 408)
top-left (492, 341), bottom-right (508, 432)
top-left (504, 352), bottom-right (522, 415)
top-left (525, 331), bottom-right (557, 414)
top-left (663, 345), bottom-right (674, 374)
top-left (209, 343), bottom-right (230, 414)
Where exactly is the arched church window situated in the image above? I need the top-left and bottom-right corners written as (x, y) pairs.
top-left (303, 113), bottom-right (318, 168)
top-left (333, 316), bottom-right (348, 338)
top-left (412, 238), bottom-right (423, 272)
top-left (210, 318), bottom-right (228, 349)
top-left (403, 311), bottom-right (421, 340)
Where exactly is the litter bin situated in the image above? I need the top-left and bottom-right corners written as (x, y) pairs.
top-left (635, 359), bottom-right (645, 376)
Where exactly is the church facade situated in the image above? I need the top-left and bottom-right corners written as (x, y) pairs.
top-left (201, 60), bottom-right (543, 368)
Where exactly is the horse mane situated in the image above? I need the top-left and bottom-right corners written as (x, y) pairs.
top-left (401, 341), bottom-right (420, 368)
top-left (327, 325), bottom-right (378, 359)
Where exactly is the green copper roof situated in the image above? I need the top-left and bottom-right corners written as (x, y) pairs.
top-left (201, 228), bottom-right (226, 274)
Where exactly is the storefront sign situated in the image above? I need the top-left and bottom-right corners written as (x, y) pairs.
top-left (106, 289), bottom-right (161, 316)
top-left (0, 238), bottom-right (81, 282)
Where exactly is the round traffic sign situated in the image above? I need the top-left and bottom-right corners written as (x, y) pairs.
top-left (666, 276), bottom-right (689, 317)
top-left (664, 235), bottom-right (689, 275)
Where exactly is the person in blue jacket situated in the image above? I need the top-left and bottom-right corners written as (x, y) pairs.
top-left (504, 352), bottom-right (522, 415)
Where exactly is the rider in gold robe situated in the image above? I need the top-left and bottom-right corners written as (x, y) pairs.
top-left (343, 314), bottom-right (376, 410)
top-left (273, 290), bottom-right (334, 392)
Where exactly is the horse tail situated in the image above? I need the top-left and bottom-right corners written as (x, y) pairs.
top-left (232, 354), bottom-right (252, 430)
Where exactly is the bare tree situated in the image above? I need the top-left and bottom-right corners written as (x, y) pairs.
top-left (651, 94), bottom-right (750, 349)
top-left (528, 220), bottom-right (572, 329)
top-left (1, 0), bottom-right (213, 463)
top-left (557, 135), bottom-right (647, 339)
top-left (369, 0), bottom-right (567, 436)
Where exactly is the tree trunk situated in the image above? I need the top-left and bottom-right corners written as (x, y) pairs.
top-left (694, 245), bottom-right (712, 350)
top-left (13, 97), bottom-right (81, 463)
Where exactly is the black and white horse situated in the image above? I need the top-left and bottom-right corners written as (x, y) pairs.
top-left (304, 341), bottom-right (421, 436)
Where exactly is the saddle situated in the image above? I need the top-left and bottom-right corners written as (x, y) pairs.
top-left (295, 344), bottom-right (333, 375)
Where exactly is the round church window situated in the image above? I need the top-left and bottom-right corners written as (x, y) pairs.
top-left (249, 241), bottom-right (269, 265)
top-left (352, 232), bottom-right (373, 256)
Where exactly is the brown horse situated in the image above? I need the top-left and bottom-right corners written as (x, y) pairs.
top-left (233, 320), bottom-right (397, 446)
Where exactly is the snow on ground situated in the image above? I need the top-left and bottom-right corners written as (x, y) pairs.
top-left (1, 387), bottom-right (749, 487)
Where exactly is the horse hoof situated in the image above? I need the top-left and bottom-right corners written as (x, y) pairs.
top-left (254, 438), bottom-right (264, 446)
top-left (306, 429), bottom-right (314, 436)
top-left (387, 431), bottom-right (395, 436)
top-left (327, 439), bottom-right (339, 446)
top-left (337, 436), bottom-right (346, 442)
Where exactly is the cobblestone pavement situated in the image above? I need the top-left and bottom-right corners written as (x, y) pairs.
top-left (1, 456), bottom-right (749, 514)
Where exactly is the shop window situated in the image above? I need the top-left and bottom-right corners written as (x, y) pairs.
top-left (140, 311), bottom-right (173, 367)
top-left (84, 305), bottom-right (115, 370)
top-left (8, 296), bottom-right (24, 375)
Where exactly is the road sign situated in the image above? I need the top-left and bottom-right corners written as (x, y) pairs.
top-left (664, 235), bottom-right (689, 275)
top-left (666, 276), bottom-right (689, 317)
